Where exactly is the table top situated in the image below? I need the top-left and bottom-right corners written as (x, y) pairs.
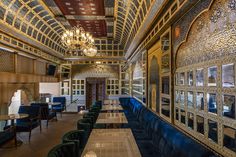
top-left (82, 129), bottom-right (141, 157)
top-left (101, 105), bottom-right (123, 111)
top-left (0, 114), bottom-right (29, 121)
top-left (224, 127), bottom-right (236, 139)
top-left (96, 112), bottom-right (128, 124)
top-left (104, 100), bottom-right (120, 105)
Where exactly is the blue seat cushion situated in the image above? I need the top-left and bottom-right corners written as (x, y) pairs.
top-left (119, 97), bottom-right (216, 157)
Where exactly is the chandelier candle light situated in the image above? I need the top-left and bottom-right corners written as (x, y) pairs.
top-left (61, 26), bottom-right (97, 57)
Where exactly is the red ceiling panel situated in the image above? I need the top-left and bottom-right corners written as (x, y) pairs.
top-left (69, 20), bottom-right (107, 37)
top-left (54, 0), bottom-right (105, 16)
top-left (53, 0), bottom-right (107, 37)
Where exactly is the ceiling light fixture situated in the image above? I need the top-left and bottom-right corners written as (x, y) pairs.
top-left (61, 26), bottom-right (97, 57)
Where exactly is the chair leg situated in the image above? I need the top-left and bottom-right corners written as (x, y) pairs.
top-left (14, 130), bottom-right (17, 147)
top-left (40, 121), bottom-right (42, 132)
top-left (61, 112), bottom-right (62, 118)
top-left (47, 120), bottom-right (49, 128)
top-left (29, 131), bottom-right (31, 142)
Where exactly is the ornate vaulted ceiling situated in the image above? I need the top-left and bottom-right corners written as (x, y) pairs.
top-left (0, 0), bottom-right (166, 59)
top-left (43, 0), bottom-right (162, 51)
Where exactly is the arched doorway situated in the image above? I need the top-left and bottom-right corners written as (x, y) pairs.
top-left (149, 56), bottom-right (160, 112)
top-left (8, 89), bottom-right (31, 114)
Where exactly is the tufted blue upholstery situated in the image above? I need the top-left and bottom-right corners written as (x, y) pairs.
top-left (119, 97), bottom-right (217, 157)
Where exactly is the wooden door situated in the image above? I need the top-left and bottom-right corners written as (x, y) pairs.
top-left (86, 78), bottom-right (106, 108)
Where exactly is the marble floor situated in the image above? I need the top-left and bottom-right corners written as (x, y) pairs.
top-left (0, 113), bottom-right (82, 157)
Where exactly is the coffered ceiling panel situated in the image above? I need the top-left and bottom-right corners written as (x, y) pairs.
top-left (53, 0), bottom-right (105, 16)
top-left (68, 20), bottom-right (107, 37)
top-left (49, 0), bottom-right (108, 38)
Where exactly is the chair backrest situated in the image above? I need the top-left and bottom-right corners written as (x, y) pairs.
top-left (77, 119), bottom-right (92, 137)
top-left (31, 103), bottom-right (50, 120)
top-left (47, 142), bottom-right (76, 157)
top-left (17, 105), bottom-right (40, 123)
top-left (29, 105), bottom-right (40, 118)
top-left (18, 105), bottom-right (31, 114)
top-left (53, 97), bottom-right (66, 106)
top-left (62, 130), bottom-right (87, 154)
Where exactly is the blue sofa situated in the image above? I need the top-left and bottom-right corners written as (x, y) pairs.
top-left (119, 97), bottom-right (217, 157)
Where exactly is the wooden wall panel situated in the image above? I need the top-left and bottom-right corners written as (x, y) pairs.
top-left (17, 55), bottom-right (34, 74)
top-left (35, 60), bottom-right (46, 75)
top-left (0, 50), bottom-right (14, 72)
top-left (0, 72), bottom-right (58, 83)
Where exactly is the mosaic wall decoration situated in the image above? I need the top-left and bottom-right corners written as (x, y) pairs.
top-left (176, 0), bottom-right (236, 68)
top-left (172, 0), bottom-right (213, 59)
top-left (175, 0), bottom-right (236, 156)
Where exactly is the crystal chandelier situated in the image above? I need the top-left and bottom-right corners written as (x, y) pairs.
top-left (61, 26), bottom-right (97, 57)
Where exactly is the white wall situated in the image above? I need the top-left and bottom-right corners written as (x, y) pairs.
top-left (39, 83), bottom-right (60, 96)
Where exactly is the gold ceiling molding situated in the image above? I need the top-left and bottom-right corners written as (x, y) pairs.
top-left (0, 31), bottom-right (62, 64)
top-left (0, 0), bottom-right (66, 58)
top-left (127, 0), bottom-right (189, 60)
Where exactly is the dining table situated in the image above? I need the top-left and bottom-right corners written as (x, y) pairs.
top-left (96, 112), bottom-right (128, 124)
top-left (96, 112), bottom-right (128, 128)
top-left (104, 99), bottom-right (120, 105)
top-left (82, 128), bottom-right (142, 157)
top-left (101, 104), bottom-right (123, 111)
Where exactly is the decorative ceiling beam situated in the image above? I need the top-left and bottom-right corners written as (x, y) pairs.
top-left (104, 0), bottom-right (115, 38)
top-left (65, 15), bottom-right (106, 20)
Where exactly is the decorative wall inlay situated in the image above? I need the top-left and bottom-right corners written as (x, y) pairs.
top-left (176, 0), bottom-right (236, 68)
top-left (229, 0), bottom-right (236, 10)
top-left (0, 0), bottom-right (66, 55)
top-left (210, 7), bottom-right (222, 23)
top-left (175, 0), bottom-right (236, 156)
top-left (196, 18), bottom-right (205, 31)
top-left (172, 0), bottom-right (213, 58)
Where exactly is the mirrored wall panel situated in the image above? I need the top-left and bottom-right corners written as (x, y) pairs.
top-left (208, 66), bottom-right (217, 86)
top-left (222, 64), bottom-right (235, 88)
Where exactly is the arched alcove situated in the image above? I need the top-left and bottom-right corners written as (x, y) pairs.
top-left (149, 56), bottom-right (160, 113)
top-left (8, 88), bottom-right (32, 114)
